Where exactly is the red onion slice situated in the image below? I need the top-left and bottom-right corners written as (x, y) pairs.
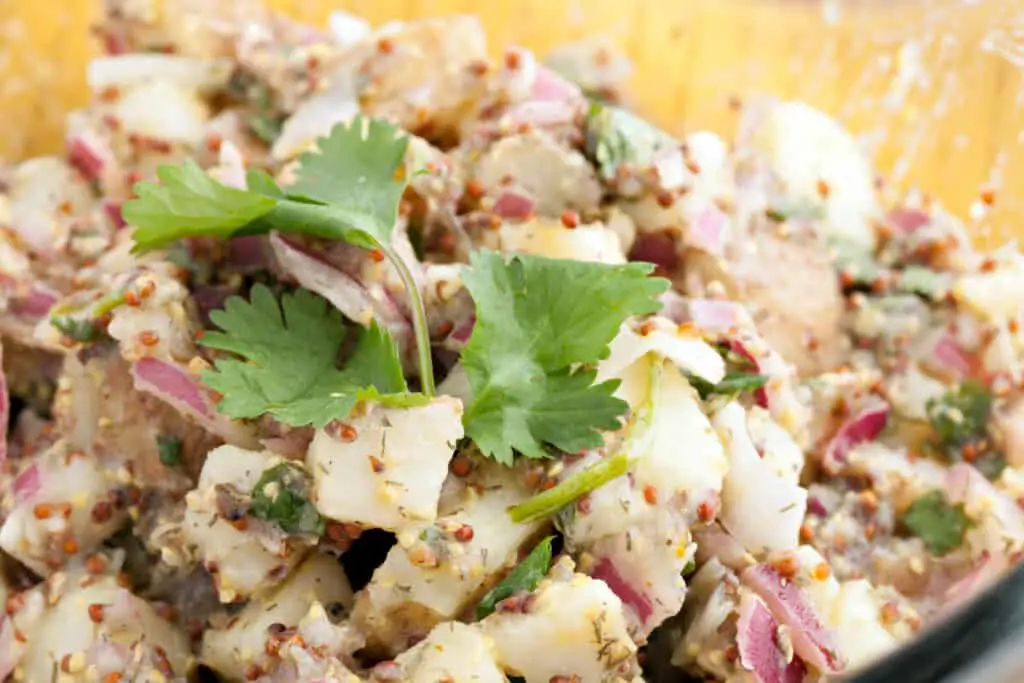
top-left (886, 208), bottom-right (930, 235)
top-left (741, 564), bottom-right (844, 673)
top-left (8, 283), bottom-right (60, 321)
top-left (12, 464), bottom-right (41, 503)
top-left (492, 190), bottom-right (537, 220)
top-left (737, 595), bottom-right (808, 683)
top-left (822, 401), bottom-right (889, 472)
top-left (590, 556), bottom-right (655, 624)
top-left (530, 65), bottom-right (583, 102)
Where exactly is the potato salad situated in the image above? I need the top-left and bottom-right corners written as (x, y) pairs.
top-left (0, 2), bottom-right (1022, 682)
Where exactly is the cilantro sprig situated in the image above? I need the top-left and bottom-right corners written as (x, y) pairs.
top-left (123, 116), bottom-right (436, 395)
top-left (900, 489), bottom-right (972, 556)
top-left (199, 284), bottom-right (425, 428)
top-left (459, 252), bottom-right (668, 464)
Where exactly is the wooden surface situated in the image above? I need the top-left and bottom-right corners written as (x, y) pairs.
top-left (0, 0), bottom-right (1022, 243)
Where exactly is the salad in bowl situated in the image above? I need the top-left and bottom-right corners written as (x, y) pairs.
top-left (0, 2), bottom-right (1022, 682)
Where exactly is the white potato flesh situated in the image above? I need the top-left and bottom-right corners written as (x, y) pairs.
top-left (714, 402), bottom-right (807, 554)
top-left (954, 267), bottom-right (1024, 323)
top-left (482, 564), bottom-right (637, 682)
top-left (183, 445), bottom-right (305, 602)
top-left (597, 318), bottom-right (726, 405)
top-left (115, 81), bottom-right (211, 147)
top-left (567, 356), bottom-right (726, 546)
top-left (745, 407), bottom-right (805, 484)
top-left (498, 217), bottom-right (626, 264)
top-left (394, 622), bottom-right (505, 683)
top-left (357, 16), bottom-right (488, 132)
top-left (306, 397), bottom-right (463, 531)
top-left (791, 546), bottom-right (898, 672)
top-left (744, 100), bottom-right (879, 249)
top-left (475, 132), bottom-right (603, 216)
top-left (672, 560), bottom-right (737, 674)
top-left (0, 442), bottom-right (126, 576)
top-left (20, 576), bottom-right (191, 683)
top-left (356, 464), bottom-right (541, 654)
top-left (202, 554), bottom-right (354, 680)
top-left (8, 157), bottom-right (95, 252)
top-left (586, 514), bottom-right (694, 637)
top-left (108, 271), bottom-right (197, 362)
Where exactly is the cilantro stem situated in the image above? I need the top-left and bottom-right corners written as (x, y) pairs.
top-left (382, 245), bottom-right (435, 397)
top-left (509, 451), bottom-right (632, 524)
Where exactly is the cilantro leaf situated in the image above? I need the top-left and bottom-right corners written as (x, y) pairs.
top-left (199, 284), bottom-right (423, 428)
top-left (250, 463), bottom-right (324, 536)
top-left (585, 101), bottom-right (676, 180)
top-left (475, 536), bottom-right (554, 619)
top-left (124, 116), bottom-right (436, 395)
top-left (509, 451), bottom-right (632, 523)
top-left (123, 159), bottom-right (278, 251)
top-left (900, 489), bottom-right (972, 556)
top-left (287, 116), bottom-right (409, 248)
top-left (460, 251), bottom-right (668, 463)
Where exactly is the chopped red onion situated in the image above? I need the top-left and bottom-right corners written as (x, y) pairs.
top-left (741, 564), bottom-right (844, 673)
top-left (886, 208), bottom-right (930, 235)
top-left (737, 595), bottom-right (808, 683)
top-left (628, 231), bottom-right (678, 275)
top-left (492, 190), bottom-right (536, 220)
top-left (8, 283), bottom-right (60, 321)
top-left (822, 401), bottom-right (889, 472)
top-left (688, 206), bottom-right (729, 256)
top-left (12, 464), bottom-right (41, 503)
top-left (530, 65), bottom-right (583, 102)
top-left (590, 556), bottom-right (655, 624)
top-left (930, 334), bottom-right (974, 380)
top-left (67, 132), bottom-right (114, 182)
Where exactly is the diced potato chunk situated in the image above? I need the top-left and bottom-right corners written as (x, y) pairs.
top-left (202, 554), bottom-right (355, 679)
top-left (481, 559), bottom-right (637, 682)
top-left (18, 574), bottom-right (191, 683)
top-left (475, 132), bottom-right (602, 216)
top-left (0, 441), bottom-right (126, 576)
top-left (393, 622), bottom-right (505, 683)
top-left (183, 445), bottom-right (307, 602)
top-left (306, 397), bottom-right (463, 531)
top-left (355, 463), bottom-right (541, 654)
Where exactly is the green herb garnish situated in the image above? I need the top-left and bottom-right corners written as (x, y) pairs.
top-left (585, 100), bottom-right (675, 180)
top-left (459, 251), bottom-right (668, 464)
top-left (925, 380), bottom-right (1003, 479)
top-left (123, 116), bottom-right (436, 395)
top-left (688, 372), bottom-right (769, 402)
top-left (156, 435), bottom-right (182, 467)
top-left (198, 284), bottom-right (424, 428)
top-left (250, 462), bottom-right (324, 536)
top-left (51, 316), bottom-right (101, 343)
top-left (475, 536), bottom-right (554, 619)
top-left (900, 489), bottom-right (972, 556)
top-left (509, 452), bottom-right (632, 524)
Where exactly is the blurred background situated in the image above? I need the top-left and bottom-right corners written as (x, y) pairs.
top-left (0, 0), bottom-right (1022, 245)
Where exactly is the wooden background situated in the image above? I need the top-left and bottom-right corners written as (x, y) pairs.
top-left (0, 0), bottom-right (1022, 245)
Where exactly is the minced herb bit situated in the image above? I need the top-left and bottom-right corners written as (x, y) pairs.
top-left (900, 490), bottom-right (972, 556)
top-left (475, 537), bottom-right (553, 619)
top-left (250, 463), bottom-right (324, 536)
top-left (926, 381), bottom-right (1004, 479)
top-left (156, 435), bottom-right (182, 467)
